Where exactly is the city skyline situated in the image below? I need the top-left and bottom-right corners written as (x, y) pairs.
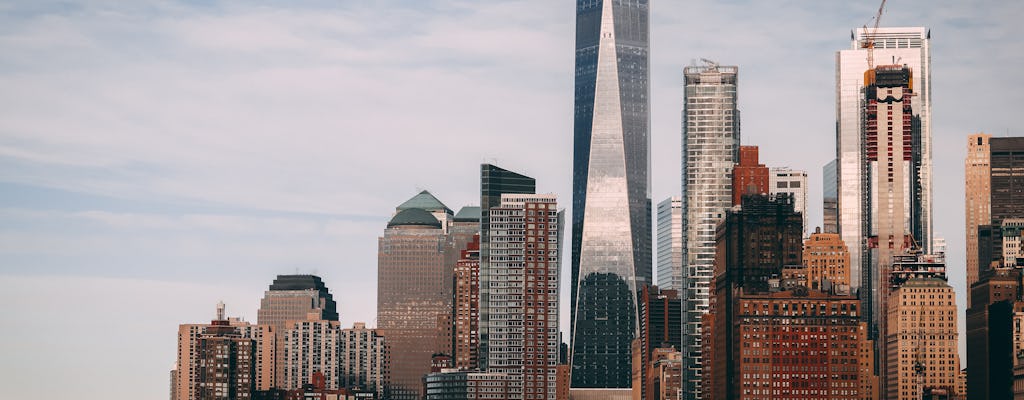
top-left (1, 1), bottom-right (1022, 398)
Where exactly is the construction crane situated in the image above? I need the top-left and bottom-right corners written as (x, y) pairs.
top-left (861, 0), bottom-right (887, 70)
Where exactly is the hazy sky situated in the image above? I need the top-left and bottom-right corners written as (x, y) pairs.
top-left (1, 0), bottom-right (1021, 398)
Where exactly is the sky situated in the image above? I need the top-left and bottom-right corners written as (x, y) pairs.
top-left (0, 0), bottom-right (1021, 398)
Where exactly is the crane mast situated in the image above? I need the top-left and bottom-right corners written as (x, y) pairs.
top-left (863, 0), bottom-right (887, 70)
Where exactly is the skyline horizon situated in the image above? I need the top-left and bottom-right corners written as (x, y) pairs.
top-left (2, 1), bottom-right (1021, 398)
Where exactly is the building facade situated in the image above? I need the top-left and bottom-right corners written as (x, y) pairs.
top-left (340, 322), bottom-right (388, 399)
top-left (990, 137), bottom-right (1024, 224)
top-left (570, 0), bottom-right (651, 390)
top-left (257, 274), bottom-right (340, 390)
top-left (966, 133), bottom-right (993, 299)
top-left (967, 268), bottom-right (1020, 400)
top-left (768, 167), bottom-right (808, 234)
top-left (823, 160), bottom-right (839, 234)
top-left (423, 370), bottom-right (513, 400)
top-left (197, 319), bottom-right (256, 400)
top-left (708, 194), bottom-right (804, 400)
top-left (480, 164), bottom-right (535, 370)
top-left (488, 194), bottom-right (561, 399)
top-left (802, 229), bottom-right (852, 293)
top-left (453, 234), bottom-right (481, 370)
top-left (884, 278), bottom-right (960, 400)
top-left (282, 317), bottom-right (342, 391)
top-left (636, 286), bottom-right (682, 400)
top-left (377, 193), bottom-right (458, 400)
top-left (177, 305), bottom-right (275, 400)
top-left (731, 146), bottom-right (768, 206)
top-left (835, 27), bottom-right (932, 317)
top-left (657, 197), bottom-right (684, 292)
top-left (681, 61), bottom-right (740, 400)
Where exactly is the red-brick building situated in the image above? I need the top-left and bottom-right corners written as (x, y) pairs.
top-left (731, 146), bottom-right (769, 206)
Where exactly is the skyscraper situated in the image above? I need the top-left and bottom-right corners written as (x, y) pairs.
top-left (965, 133), bottom-right (993, 300)
top-left (340, 322), bottom-right (389, 399)
top-left (769, 167), bottom-right (808, 234)
top-left (656, 197), bottom-right (683, 292)
top-left (197, 308), bottom-right (256, 400)
top-left (281, 315), bottom-right (342, 390)
top-left (680, 61), bottom-right (740, 400)
top-left (377, 192), bottom-right (455, 400)
top-left (990, 137), bottom-right (1024, 224)
top-left (835, 27), bottom-right (932, 313)
top-left (823, 160), bottom-right (839, 234)
top-left (480, 164), bottom-right (535, 369)
top-left (487, 194), bottom-right (561, 399)
top-left (453, 234), bottom-right (480, 370)
top-left (256, 274), bottom-right (339, 390)
top-left (570, 0), bottom-right (650, 391)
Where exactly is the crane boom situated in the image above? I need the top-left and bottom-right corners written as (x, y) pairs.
top-left (865, 0), bottom-right (887, 70)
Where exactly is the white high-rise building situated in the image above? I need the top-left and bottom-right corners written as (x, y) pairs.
top-left (835, 27), bottom-right (931, 340)
top-left (681, 61), bottom-right (740, 400)
top-left (769, 168), bottom-right (808, 234)
top-left (488, 193), bottom-right (561, 399)
top-left (656, 197), bottom-right (683, 291)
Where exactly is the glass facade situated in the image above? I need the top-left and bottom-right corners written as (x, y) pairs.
top-left (570, 0), bottom-right (650, 389)
top-left (823, 159), bottom-right (838, 234)
top-left (681, 62), bottom-right (739, 400)
top-left (479, 164), bottom-right (536, 370)
top-left (836, 27), bottom-right (931, 341)
top-left (656, 197), bottom-right (683, 291)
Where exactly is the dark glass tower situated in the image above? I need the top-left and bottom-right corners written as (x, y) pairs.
top-left (479, 164), bottom-right (535, 370)
top-left (570, 0), bottom-right (651, 389)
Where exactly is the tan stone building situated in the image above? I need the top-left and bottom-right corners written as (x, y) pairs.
top-left (802, 229), bottom-right (851, 292)
top-left (966, 132), bottom-right (992, 305)
top-left (885, 278), bottom-right (960, 400)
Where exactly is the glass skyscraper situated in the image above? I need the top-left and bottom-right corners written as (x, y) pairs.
top-left (570, 0), bottom-right (650, 390)
top-left (835, 27), bottom-right (931, 341)
top-left (681, 62), bottom-right (740, 400)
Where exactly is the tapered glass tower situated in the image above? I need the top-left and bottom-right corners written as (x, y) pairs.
top-left (570, 0), bottom-right (650, 390)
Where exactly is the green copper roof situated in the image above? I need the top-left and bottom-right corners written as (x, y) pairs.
top-left (396, 190), bottom-right (452, 214)
top-left (454, 206), bottom-right (481, 222)
top-left (387, 208), bottom-right (442, 229)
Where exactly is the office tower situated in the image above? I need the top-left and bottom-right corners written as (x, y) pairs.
top-left (710, 291), bottom-right (865, 400)
top-left (488, 194), bottom-right (561, 399)
top-left (884, 278), bottom-right (960, 400)
top-left (657, 197), bottom-right (683, 291)
top-left (990, 137), bottom-right (1024, 223)
top-left (836, 27), bottom-right (932, 313)
top-left (680, 61), bottom-right (740, 400)
top-left (966, 133), bottom-right (993, 298)
top-left (769, 167), bottom-right (808, 233)
top-left (377, 193), bottom-right (454, 400)
top-left (858, 323), bottom-right (880, 400)
top-left (707, 194), bottom-right (803, 400)
top-left (570, 0), bottom-right (651, 391)
top-left (170, 365), bottom-right (177, 400)
top-left (636, 286), bottom-right (681, 400)
top-left (453, 234), bottom-right (480, 370)
top-left (480, 164), bottom-right (536, 369)
top-left (823, 160), bottom-right (839, 234)
top-left (197, 306), bottom-right (255, 400)
top-left (803, 228), bottom-right (852, 292)
top-left (731, 146), bottom-right (767, 206)
top-left (177, 305), bottom-right (275, 400)
top-left (256, 274), bottom-right (338, 389)
top-left (967, 268), bottom-right (1021, 400)
top-left (861, 65), bottom-right (926, 344)
top-left (281, 315), bottom-right (342, 390)
top-left (340, 322), bottom-right (389, 398)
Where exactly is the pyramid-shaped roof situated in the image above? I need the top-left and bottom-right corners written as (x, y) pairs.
top-left (396, 190), bottom-right (452, 214)
top-left (454, 206), bottom-right (481, 222)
